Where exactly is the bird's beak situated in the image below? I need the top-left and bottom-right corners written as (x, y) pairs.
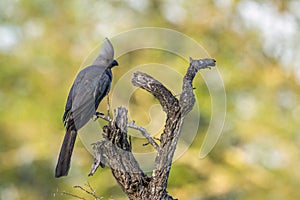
top-left (112, 60), bottom-right (118, 67)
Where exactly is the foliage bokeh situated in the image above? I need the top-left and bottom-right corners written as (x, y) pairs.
top-left (1, 0), bottom-right (300, 199)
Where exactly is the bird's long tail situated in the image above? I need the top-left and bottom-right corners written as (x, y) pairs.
top-left (55, 129), bottom-right (77, 178)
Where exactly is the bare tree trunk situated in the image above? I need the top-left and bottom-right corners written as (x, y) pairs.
top-left (89, 58), bottom-right (216, 199)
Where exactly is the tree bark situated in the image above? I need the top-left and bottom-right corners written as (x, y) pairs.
top-left (89, 58), bottom-right (216, 199)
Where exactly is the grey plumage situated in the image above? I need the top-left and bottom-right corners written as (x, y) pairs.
top-left (55, 38), bottom-right (118, 178)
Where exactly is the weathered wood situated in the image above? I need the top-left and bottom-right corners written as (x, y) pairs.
top-left (90, 58), bottom-right (216, 199)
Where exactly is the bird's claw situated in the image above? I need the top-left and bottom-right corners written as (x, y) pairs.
top-left (93, 112), bottom-right (104, 121)
top-left (96, 112), bottom-right (105, 117)
top-left (94, 112), bottom-right (112, 122)
top-left (143, 142), bottom-right (149, 146)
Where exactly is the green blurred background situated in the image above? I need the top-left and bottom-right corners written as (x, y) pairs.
top-left (1, 0), bottom-right (300, 199)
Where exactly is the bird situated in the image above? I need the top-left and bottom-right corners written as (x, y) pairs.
top-left (55, 38), bottom-right (118, 178)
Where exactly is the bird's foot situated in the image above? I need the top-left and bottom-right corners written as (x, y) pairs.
top-left (94, 112), bottom-right (111, 122)
top-left (95, 112), bottom-right (105, 117)
top-left (93, 112), bottom-right (104, 121)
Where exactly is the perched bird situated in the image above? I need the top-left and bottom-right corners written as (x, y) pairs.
top-left (55, 38), bottom-right (118, 178)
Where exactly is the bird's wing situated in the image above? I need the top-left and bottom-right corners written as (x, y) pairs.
top-left (94, 70), bottom-right (112, 109)
top-left (92, 38), bottom-right (115, 67)
top-left (71, 91), bottom-right (95, 130)
top-left (67, 66), bottom-right (102, 130)
top-left (63, 84), bottom-right (74, 124)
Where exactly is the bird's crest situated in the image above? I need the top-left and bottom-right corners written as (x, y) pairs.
top-left (92, 38), bottom-right (115, 67)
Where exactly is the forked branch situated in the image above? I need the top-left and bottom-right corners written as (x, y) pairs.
top-left (90, 58), bottom-right (216, 200)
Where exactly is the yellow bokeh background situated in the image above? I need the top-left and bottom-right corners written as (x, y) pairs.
top-left (1, 1), bottom-right (300, 199)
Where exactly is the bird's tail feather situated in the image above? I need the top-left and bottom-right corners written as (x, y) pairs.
top-left (55, 129), bottom-right (77, 178)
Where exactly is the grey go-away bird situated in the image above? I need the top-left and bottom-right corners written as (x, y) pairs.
top-left (55, 38), bottom-right (118, 178)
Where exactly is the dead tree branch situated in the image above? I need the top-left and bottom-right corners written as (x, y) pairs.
top-left (90, 58), bottom-right (216, 199)
top-left (128, 121), bottom-right (159, 150)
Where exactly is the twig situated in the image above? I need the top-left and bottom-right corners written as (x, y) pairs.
top-left (107, 95), bottom-right (111, 117)
top-left (56, 191), bottom-right (86, 199)
top-left (55, 182), bottom-right (102, 200)
top-left (128, 121), bottom-right (159, 150)
top-left (74, 183), bottom-right (102, 200)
